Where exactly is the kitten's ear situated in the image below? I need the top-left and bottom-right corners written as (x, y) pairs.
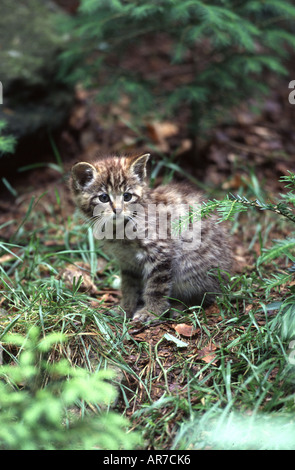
top-left (128, 153), bottom-right (150, 181)
top-left (71, 162), bottom-right (97, 189)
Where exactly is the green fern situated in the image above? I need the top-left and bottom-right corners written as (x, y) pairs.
top-left (0, 120), bottom-right (16, 156)
top-left (258, 238), bottom-right (295, 267)
top-left (263, 272), bottom-right (293, 293)
top-left (0, 327), bottom-right (141, 450)
top-left (58, 0), bottom-right (295, 133)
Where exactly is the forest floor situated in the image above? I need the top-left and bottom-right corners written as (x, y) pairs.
top-left (1, 48), bottom-right (295, 448)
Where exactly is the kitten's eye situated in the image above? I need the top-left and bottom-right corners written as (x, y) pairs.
top-left (123, 193), bottom-right (132, 202)
top-left (99, 193), bottom-right (110, 203)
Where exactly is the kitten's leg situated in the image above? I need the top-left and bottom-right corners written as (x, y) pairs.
top-left (120, 269), bottom-right (142, 318)
top-left (133, 260), bottom-right (172, 322)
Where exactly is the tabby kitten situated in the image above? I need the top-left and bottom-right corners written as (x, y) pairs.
top-left (70, 154), bottom-right (232, 322)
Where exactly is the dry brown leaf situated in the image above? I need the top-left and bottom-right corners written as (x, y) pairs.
top-left (69, 104), bottom-right (88, 130)
top-left (59, 265), bottom-right (98, 295)
top-left (222, 174), bottom-right (249, 190)
top-left (197, 342), bottom-right (219, 365)
top-left (205, 303), bottom-right (220, 315)
top-left (75, 83), bottom-right (89, 101)
top-left (234, 254), bottom-right (248, 273)
top-left (173, 323), bottom-right (198, 337)
top-left (245, 304), bottom-right (253, 313)
top-left (175, 138), bottom-right (192, 156)
top-left (96, 257), bottom-right (108, 273)
top-left (251, 126), bottom-right (276, 138)
top-left (156, 121), bottom-right (179, 138)
top-left (0, 254), bottom-right (15, 264)
top-left (146, 120), bottom-right (179, 152)
top-left (99, 293), bottom-right (118, 303)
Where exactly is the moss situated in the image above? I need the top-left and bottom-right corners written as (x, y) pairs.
top-left (0, 0), bottom-right (63, 87)
top-left (0, 0), bottom-right (73, 139)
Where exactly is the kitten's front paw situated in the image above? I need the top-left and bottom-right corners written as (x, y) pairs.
top-left (132, 308), bottom-right (156, 323)
top-left (110, 305), bottom-right (133, 318)
top-left (120, 301), bottom-right (138, 318)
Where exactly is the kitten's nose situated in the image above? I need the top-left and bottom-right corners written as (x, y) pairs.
top-left (113, 207), bottom-right (122, 215)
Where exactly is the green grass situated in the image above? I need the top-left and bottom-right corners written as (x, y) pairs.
top-left (1, 177), bottom-right (295, 450)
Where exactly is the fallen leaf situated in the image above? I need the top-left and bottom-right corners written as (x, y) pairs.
top-left (163, 332), bottom-right (188, 348)
top-left (173, 323), bottom-right (198, 337)
top-left (129, 332), bottom-right (147, 342)
top-left (0, 254), bottom-right (15, 264)
top-left (251, 126), bottom-right (277, 138)
top-left (99, 293), bottom-right (118, 303)
top-left (245, 304), bottom-right (253, 313)
top-left (146, 120), bottom-right (179, 152)
top-left (197, 342), bottom-right (219, 365)
top-left (69, 104), bottom-right (88, 130)
top-left (222, 174), bottom-right (248, 190)
top-left (175, 138), bottom-right (192, 156)
top-left (96, 257), bottom-right (108, 273)
top-left (205, 303), bottom-right (221, 315)
top-left (59, 265), bottom-right (98, 295)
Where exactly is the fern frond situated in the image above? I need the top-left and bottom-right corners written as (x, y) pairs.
top-left (280, 172), bottom-right (295, 189)
top-left (0, 120), bottom-right (16, 156)
top-left (263, 272), bottom-right (294, 293)
top-left (258, 238), bottom-right (295, 266)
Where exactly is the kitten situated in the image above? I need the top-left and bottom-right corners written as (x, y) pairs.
top-left (70, 153), bottom-right (232, 322)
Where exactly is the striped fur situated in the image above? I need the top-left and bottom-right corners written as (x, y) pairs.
top-left (70, 154), bottom-right (232, 322)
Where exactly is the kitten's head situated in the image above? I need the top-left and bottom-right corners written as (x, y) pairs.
top-left (70, 154), bottom-right (150, 220)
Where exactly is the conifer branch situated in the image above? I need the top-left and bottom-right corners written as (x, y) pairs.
top-left (229, 194), bottom-right (295, 224)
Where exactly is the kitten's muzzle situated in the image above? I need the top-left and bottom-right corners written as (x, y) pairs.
top-left (113, 207), bottom-right (123, 215)
top-left (109, 197), bottom-right (123, 215)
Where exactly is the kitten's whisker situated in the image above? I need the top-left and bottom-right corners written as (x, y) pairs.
top-left (88, 214), bottom-right (106, 229)
top-left (130, 211), bottom-right (146, 219)
top-left (91, 213), bottom-right (110, 227)
top-left (131, 216), bottom-right (146, 223)
top-left (94, 216), bottom-right (109, 226)
top-left (90, 212), bottom-right (105, 220)
top-left (126, 216), bottom-right (138, 230)
top-left (129, 213), bottom-right (146, 223)
top-left (128, 214), bottom-right (143, 223)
